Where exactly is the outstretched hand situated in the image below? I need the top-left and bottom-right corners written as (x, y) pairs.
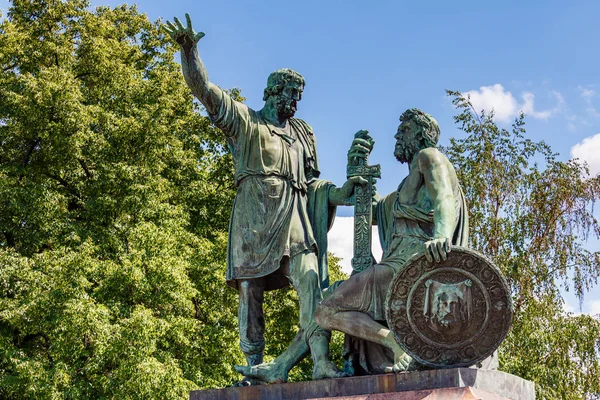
top-left (423, 237), bottom-right (451, 262)
top-left (329, 176), bottom-right (369, 206)
top-left (163, 13), bottom-right (205, 50)
top-left (340, 176), bottom-right (369, 199)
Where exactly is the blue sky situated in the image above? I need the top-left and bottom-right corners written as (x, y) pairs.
top-left (2, 0), bottom-right (599, 312)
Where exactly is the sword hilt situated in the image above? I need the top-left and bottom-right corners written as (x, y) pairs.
top-left (346, 134), bottom-right (380, 273)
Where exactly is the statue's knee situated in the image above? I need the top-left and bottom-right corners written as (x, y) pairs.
top-left (295, 269), bottom-right (321, 299)
top-left (314, 304), bottom-right (333, 331)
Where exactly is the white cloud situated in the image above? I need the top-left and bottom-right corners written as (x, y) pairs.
top-left (327, 216), bottom-right (382, 275)
top-left (552, 90), bottom-right (566, 106)
top-left (578, 85), bottom-right (596, 102)
top-left (566, 113), bottom-right (593, 132)
top-left (563, 299), bottom-right (581, 316)
top-left (563, 297), bottom-right (600, 317)
top-left (567, 115), bottom-right (578, 132)
top-left (578, 85), bottom-right (600, 119)
top-left (587, 108), bottom-right (600, 118)
top-left (570, 133), bottom-right (600, 176)
top-left (521, 92), bottom-right (554, 119)
top-left (463, 84), bottom-right (559, 123)
top-left (587, 299), bottom-right (600, 317)
top-left (463, 84), bottom-right (518, 122)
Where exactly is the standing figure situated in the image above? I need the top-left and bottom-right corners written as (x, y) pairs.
top-left (164, 15), bottom-right (363, 384)
top-left (315, 108), bottom-right (469, 374)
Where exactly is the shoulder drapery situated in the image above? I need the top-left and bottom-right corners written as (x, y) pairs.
top-left (453, 186), bottom-right (469, 247)
top-left (289, 118), bottom-right (320, 180)
top-left (293, 117), bottom-right (337, 290)
top-left (307, 180), bottom-right (336, 290)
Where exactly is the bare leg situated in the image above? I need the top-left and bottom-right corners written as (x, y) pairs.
top-left (235, 329), bottom-right (309, 383)
top-left (315, 296), bottom-right (411, 372)
top-left (236, 252), bottom-right (345, 383)
top-left (234, 279), bottom-right (266, 386)
top-left (318, 308), bottom-right (411, 372)
top-left (309, 330), bottom-right (346, 380)
top-left (290, 252), bottom-right (345, 379)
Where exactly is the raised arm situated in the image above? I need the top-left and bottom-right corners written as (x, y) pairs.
top-left (417, 148), bottom-right (458, 262)
top-left (163, 14), bottom-right (222, 115)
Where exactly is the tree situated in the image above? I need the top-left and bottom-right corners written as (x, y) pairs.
top-left (0, 0), bottom-right (244, 398)
top-left (0, 1), bottom-right (350, 397)
top-left (7, 0), bottom-right (595, 397)
top-left (445, 90), bottom-right (600, 399)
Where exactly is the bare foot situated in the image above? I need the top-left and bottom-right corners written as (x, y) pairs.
top-left (234, 362), bottom-right (288, 384)
top-left (384, 350), bottom-right (412, 373)
top-left (312, 359), bottom-right (348, 380)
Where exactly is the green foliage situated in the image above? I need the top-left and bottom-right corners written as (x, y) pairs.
top-left (0, 0), bottom-right (245, 397)
top-left (0, 1), bottom-right (348, 397)
top-left (6, 0), bottom-right (597, 398)
top-left (446, 90), bottom-right (600, 399)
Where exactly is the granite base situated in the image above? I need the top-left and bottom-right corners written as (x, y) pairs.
top-left (189, 368), bottom-right (534, 400)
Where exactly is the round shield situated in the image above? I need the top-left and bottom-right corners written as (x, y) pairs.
top-left (385, 246), bottom-right (512, 368)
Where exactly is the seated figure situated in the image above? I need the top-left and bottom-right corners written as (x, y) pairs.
top-left (315, 108), bottom-right (469, 374)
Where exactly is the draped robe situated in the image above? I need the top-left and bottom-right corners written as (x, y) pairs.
top-left (209, 89), bottom-right (335, 292)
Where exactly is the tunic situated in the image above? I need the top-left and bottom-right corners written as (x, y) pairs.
top-left (209, 89), bottom-right (335, 291)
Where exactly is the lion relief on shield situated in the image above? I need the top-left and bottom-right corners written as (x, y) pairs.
top-left (423, 279), bottom-right (473, 335)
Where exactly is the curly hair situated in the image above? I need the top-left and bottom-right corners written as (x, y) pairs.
top-left (400, 108), bottom-right (440, 148)
top-left (263, 68), bottom-right (305, 101)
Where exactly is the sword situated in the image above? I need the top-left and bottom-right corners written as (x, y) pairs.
top-left (346, 131), bottom-right (381, 274)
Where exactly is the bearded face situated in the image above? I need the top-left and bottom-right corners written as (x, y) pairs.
top-left (430, 285), bottom-right (468, 335)
top-left (269, 81), bottom-right (303, 120)
top-left (434, 291), bottom-right (462, 327)
top-left (275, 95), bottom-right (298, 119)
top-left (394, 139), bottom-right (422, 163)
top-left (424, 279), bottom-right (473, 336)
top-left (394, 120), bottom-right (423, 163)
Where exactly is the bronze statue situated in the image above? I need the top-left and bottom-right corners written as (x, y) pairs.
top-left (163, 14), bottom-right (365, 385)
top-left (315, 109), bottom-right (469, 374)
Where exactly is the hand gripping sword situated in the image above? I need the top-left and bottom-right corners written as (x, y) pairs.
top-left (346, 132), bottom-right (381, 274)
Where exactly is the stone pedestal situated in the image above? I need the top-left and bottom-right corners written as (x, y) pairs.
top-left (189, 368), bottom-right (534, 400)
